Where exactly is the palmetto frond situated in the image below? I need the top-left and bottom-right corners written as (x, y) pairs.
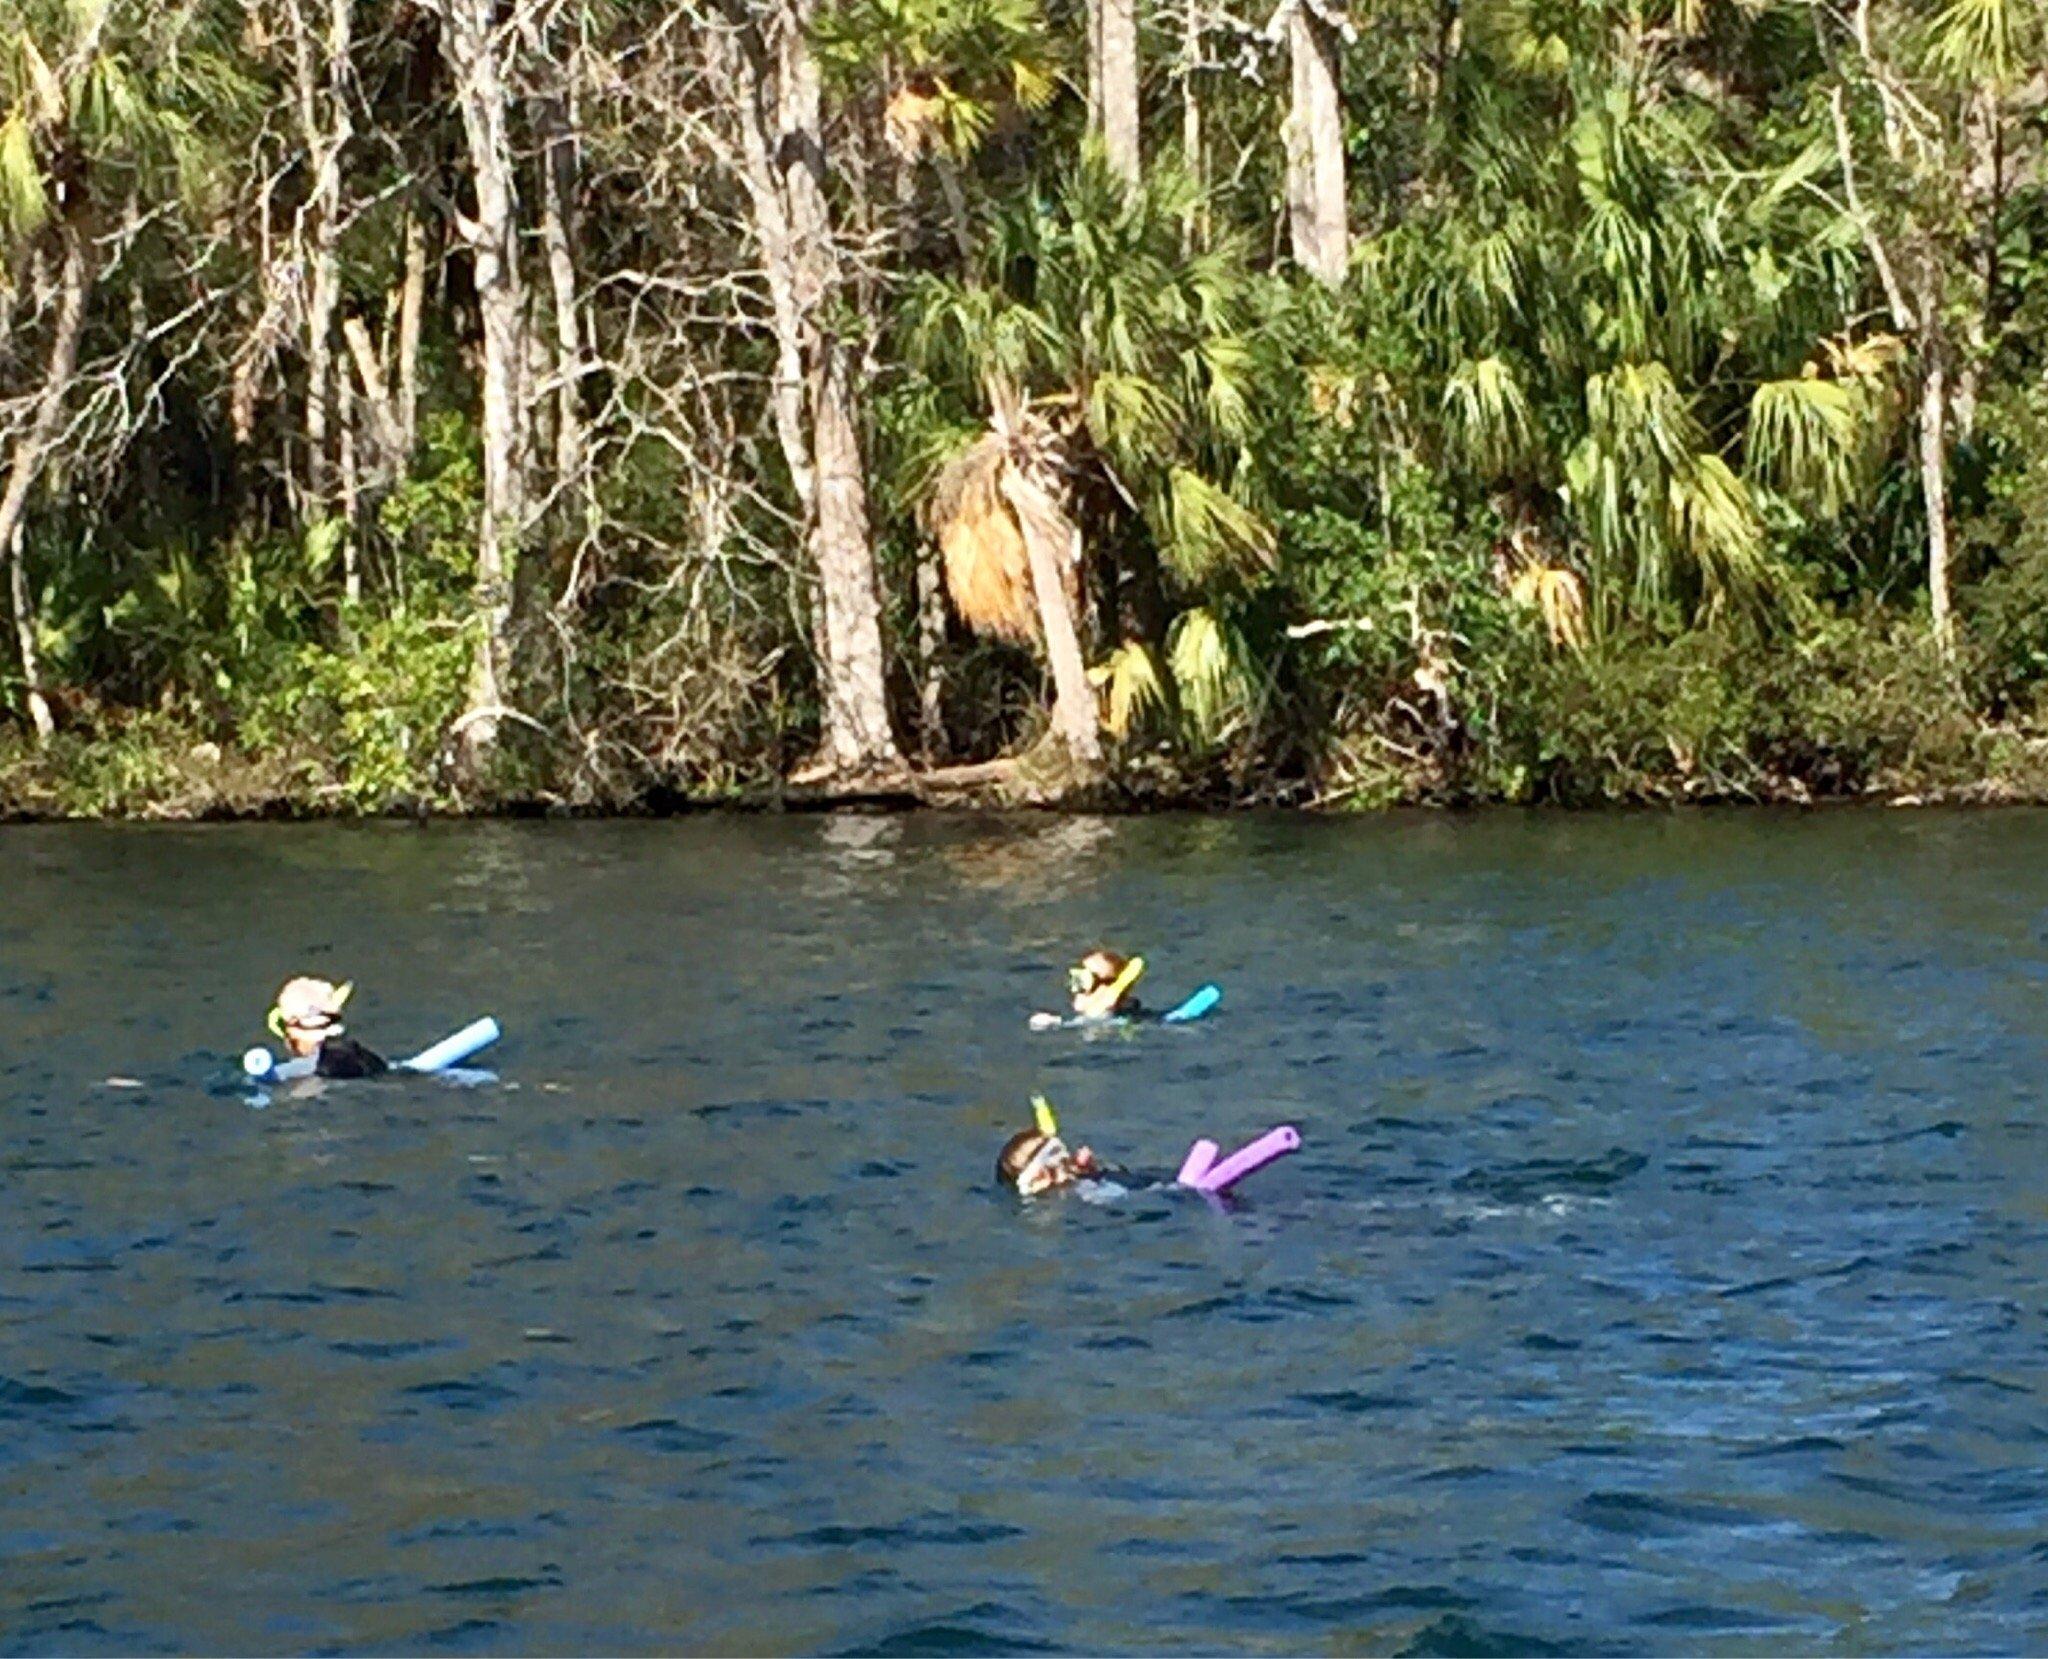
top-left (1466, 0), bottom-right (1574, 77)
top-left (2, 1), bottom-right (258, 247)
top-left (1089, 640), bottom-right (1165, 736)
top-left (1443, 355), bottom-right (1534, 478)
top-left (903, 152), bottom-right (1273, 607)
top-left (1924, 0), bottom-right (2040, 86)
top-left (0, 111), bottom-right (46, 239)
top-left (1568, 360), bottom-right (1785, 623)
top-left (1161, 466), bottom-right (1275, 583)
top-left (1746, 333), bottom-right (1904, 517)
top-left (1666, 453), bottom-right (1771, 619)
top-left (1167, 607), bottom-right (1250, 744)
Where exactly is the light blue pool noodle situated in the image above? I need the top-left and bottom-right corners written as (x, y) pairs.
top-left (1161, 984), bottom-right (1221, 1023)
top-left (399, 1017), bottom-right (500, 1074)
top-left (242, 1047), bottom-right (313, 1081)
top-left (243, 1016), bottom-right (498, 1081)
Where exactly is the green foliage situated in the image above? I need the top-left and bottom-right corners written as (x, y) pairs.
top-left (236, 611), bottom-right (471, 811)
top-left (6, 0), bottom-right (2048, 814)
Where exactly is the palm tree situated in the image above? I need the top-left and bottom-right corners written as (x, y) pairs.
top-left (1340, 0), bottom-right (1899, 635)
top-left (902, 157), bottom-right (1276, 769)
top-left (0, 0), bottom-right (251, 742)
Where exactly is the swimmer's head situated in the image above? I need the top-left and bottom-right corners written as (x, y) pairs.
top-left (997, 1128), bottom-right (1086, 1197)
top-left (1069, 949), bottom-right (1142, 1014)
top-left (269, 975), bottom-right (351, 1058)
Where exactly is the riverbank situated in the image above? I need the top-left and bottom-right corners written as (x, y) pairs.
top-left (7, 688), bottom-right (2048, 820)
top-left (8, 604), bottom-right (2048, 820)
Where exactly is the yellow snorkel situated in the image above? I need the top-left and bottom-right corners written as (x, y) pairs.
top-left (1032, 1095), bottom-right (1059, 1137)
top-left (1105, 955), bottom-right (1146, 1006)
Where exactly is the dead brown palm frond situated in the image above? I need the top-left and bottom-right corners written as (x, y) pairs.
top-left (1497, 528), bottom-right (1590, 652)
top-left (927, 433), bottom-right (1036, 641)
top-left (1532, 566), bottom-right (1590, 650)
top-left (925, 387), bottom-right (1086, 646)
top-left (884, 74), bottom-right (948, 160)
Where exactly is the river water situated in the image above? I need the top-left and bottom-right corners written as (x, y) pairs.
top-left (5, 812), bottom-right (2048, 1654)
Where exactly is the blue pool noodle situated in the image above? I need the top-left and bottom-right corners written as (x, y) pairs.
top-left (399, 1016), bottom-right (500, 1073)
top-left (243, 1015), bottom-right (499, 1081)
top-left (1161, 984), bottom-right (1222, 1023)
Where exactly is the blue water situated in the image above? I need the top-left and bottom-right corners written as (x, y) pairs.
top-left (5, 812), bottom-right (2048, 1653)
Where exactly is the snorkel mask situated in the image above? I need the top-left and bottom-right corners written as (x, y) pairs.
top-left (1015, 1133), bottom-right (1075, 1196)
top-left (1011, 1096), bottom-right (1085, 1196)
top-left (268, 978), bottom-right (352, 1049)
top-left (1070, 954), bottom-right (1146, 1004)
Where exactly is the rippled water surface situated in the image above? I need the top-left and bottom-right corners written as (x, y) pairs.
top-left (7, 812), bottom-right (2048, 1654)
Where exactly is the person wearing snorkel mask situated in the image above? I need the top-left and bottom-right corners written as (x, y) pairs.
top-left (996, 1126), bottom-right (1106, 1196)
top-left (269, 976), bottom-right (388, 1079)
top-left (995, 1097), bottom-right (1122, 1198)
top-left (1068, 949), bottom-right (1147, 1020)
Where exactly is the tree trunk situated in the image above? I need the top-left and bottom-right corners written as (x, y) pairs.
top-left (722, 0), bottom-right (905, 780)
top-left (1953, 80), bottom-right (2003, 443)
top-left (341, 315), bottom-right (405, 465)
top-left (810, 343), bottom-right (901, 773)
top-left (528, 58), bottom-right (586, 526)
top-left (437, 0), bottom-right (527, 774)
top-left (396, 208), bottom-right (427, 460)
top-left (916, 545), bottom-right (948, 755)
top-left (1181, 0), bottom-right (1206, 250)
top-left (6, 523), bottom-right (54, 744)
top-left (1919, 338), bottom-right (1954, 657)
top-left (1002, 467), bottom-right (1102, 767)
top-left (0, 223), bottom-right (89, 745)
top-left (339, 392), bottom-right (361, 602)
top-left (292, 0), bottom-right (354, 517)
top-left (1089, 0), bottom-right (1141, 187)
top-left (1285, 0), bottom-right (1348, 286)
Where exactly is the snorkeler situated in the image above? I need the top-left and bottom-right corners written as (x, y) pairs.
top-left (1067, 949), bottom-right (1147, 1020)
top-left (1030, 953), bottom-right (1222, 1030)
top-left (996, 1096), bottom-right (1116, 1197)
top-left (997, 1125), bottom-right (1106, 1196)
top-left (998, 1097), bottom-right (1302, 1202)
top-left (268, 976), bottom-right (388, 1080)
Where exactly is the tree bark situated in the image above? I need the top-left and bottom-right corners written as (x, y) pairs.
top-left (1089, 0), bottom-right (1141, 187)
top-left (1002, 467), bottom-right (1102, 767)
top-left (436, 0), bottom-right (528, 774)
top-left (1919, 334), bottom-right (1954, 657)
top-left (916, 546), bottom-right (947, 755)
top-left (0, 223), bottom-right (89, 745)
top-left (1181, 0), bottom-right (1206, 249)
top-left (810, 343), bottom-right (902, 772)
top-left (1285, 0), bottom-right (1348, 286)
top-left (291, 0), bottom-right (354, 517)
top-left (341, 314), bottom-right (405, 466)
top-left (722, 0), bottom-right (904, 780)
top-left (527, 46), bottom-right (586, 525)
top-left (339, 391), bottom-right (361, 602)
top-left (395, 208), bottom-right (427, 460)
top-left (1953, 80), bottom-right (2003, 443)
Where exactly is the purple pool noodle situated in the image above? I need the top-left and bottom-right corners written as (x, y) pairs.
top-left (1192, 1126), bottom-right (1301, 1194)
top-left (1177, 1138), bottom-right (1220, 1187)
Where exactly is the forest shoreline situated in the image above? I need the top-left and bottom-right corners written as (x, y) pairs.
top-left (6, 741), bottom-right (2045, 822)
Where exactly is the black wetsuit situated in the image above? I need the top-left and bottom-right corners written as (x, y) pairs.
top-left (315, 1035), bottom-right (388, 1079)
